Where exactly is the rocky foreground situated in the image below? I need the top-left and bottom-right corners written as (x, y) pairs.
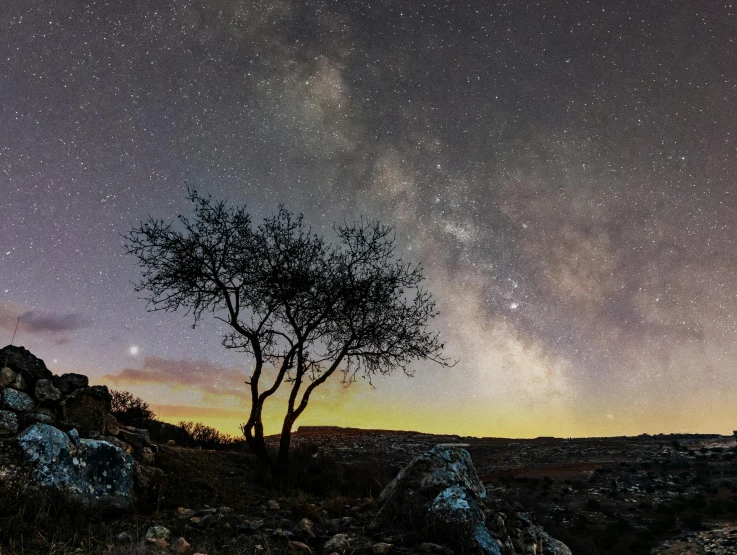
top-left (3, 344), bottom-right (737, 554)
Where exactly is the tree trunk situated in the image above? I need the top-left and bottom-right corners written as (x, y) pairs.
top-left (278, 412), bottom-right (295, 472)
top-left (244, 401), bottom-right (271, 468)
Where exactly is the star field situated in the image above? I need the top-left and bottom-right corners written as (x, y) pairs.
top-left (1, 1), bottom-right (736, 436)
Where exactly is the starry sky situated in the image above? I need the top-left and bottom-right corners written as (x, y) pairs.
top-left (2, 1), bottom-right (736, 438)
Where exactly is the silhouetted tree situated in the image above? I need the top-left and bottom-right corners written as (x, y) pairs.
top-left (110, 389), bottom-right (155, 424)
top-left (124, 190), bottom-right (450, 470)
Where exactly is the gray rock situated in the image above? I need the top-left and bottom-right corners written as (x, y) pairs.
top-left (117, 426), bottom-right (151, 448)
top-left (427, 485), bottom-right (500, 555)
top-left (0, 345), bottom-right (53, 381)
top-left (324, 534), bottom-right (351, 552)
top-left (104, 435), bottom-right (134, 454)
top-left (116, 531), bottom-right (132, 544)
top-left (2, 388), bottom-right (35, 412)
top-left (379, 444), bottom-right (486, 509)
top-left (11, 423), bottom-right (136, 510)
top-left (24, 412), bottom-right (55, 426)
top-left (60, 385), bottom-right (111, 434)
top-left (34, 379), bottom-right (62, 402)
top-left (53, 373), bottom-right (89, 395)
top-left (67, 428), bottom-right (80, 448)
top-left (0, 409), bottom-right (19, 435)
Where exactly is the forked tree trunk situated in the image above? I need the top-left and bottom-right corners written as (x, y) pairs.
top-left (244, 401), bottom-right (272, 468)
top-left (278, 413), bottom-right (295, 472)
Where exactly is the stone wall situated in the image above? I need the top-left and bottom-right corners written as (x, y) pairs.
top-left (0, 345), bottom-right (162, 509)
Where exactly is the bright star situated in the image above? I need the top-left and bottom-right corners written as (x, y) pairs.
top-left (129, 346), bottom-right (139, 355)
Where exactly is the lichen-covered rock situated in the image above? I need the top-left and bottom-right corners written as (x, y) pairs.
top-left (34, 379), bottom-right (62, 402)
top-left (427, 485), bottom-right (501, 555)
top-left (145, 525), bottom-right (171, 542)
top-left (379, 444), bottom-right (486, 509)
top-left (53, 373), bottom-right (89, 395)
top-left (0, 409), bottom-right (19, 435)
top-left (2, 388), bottom-right (35, 412)
top-left (12, 423), bottom-right (135, 510)
top-left (0, 345), bottom-right (53, 382)
top-left (104, 435), bottom-right (134, 454)
top-left (60, 385), bottom-right (111, 434)
top-left (484, 500), bottom-right (572, 555)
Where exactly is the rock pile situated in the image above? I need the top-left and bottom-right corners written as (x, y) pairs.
top-left (0, 345), bottom-right (162, 509)
top-left (377, 444), bottom-right (571, 555)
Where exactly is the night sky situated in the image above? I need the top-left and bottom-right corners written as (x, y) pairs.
top-left (2, 1), bottom-right (736, 437)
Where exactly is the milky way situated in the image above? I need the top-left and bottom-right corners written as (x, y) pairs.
top-left (2, 1), bottom-right (736, 437)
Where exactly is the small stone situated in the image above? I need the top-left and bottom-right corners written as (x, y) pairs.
top-left (67, 428), bottom-right (80, 448)
top-left (324, 534), bottom-right (350, 552)
top-left (267, 499), bottom-right (280, 510)
top-left (177, 507), bottom-right (196, 519)
top-left (0, 367), bottom-right (16, 387)
top-left (0, 410), bottom-right (19, 435)
top-left (34, 379), bottom-right (62, 402)
top-left (171, 537), bottom-right (191, 554)
top-left (147, 538), bottom-right (169, 550)
top-left (116, 532), bottom-right (132, 544)
top-left (372, 543), bottom-right (393, 554)
top-left (105, 413), bottom-right (119, 435)
top-left (167, 439), bottom-right (176, 445)
top-left (2, 388), bottom-right (34, 411)
top-left (238, 519), bottom-right (264, 532)
top-left (11, 373), bottom-right (27, 392)
top-left (296, 517), bottom-right (315, 538)
top-left (144, 525), bottom-right (171, 542)
top-left (287, 541), bottom-right (312, 554)
top-left (135, 446), bottom-right (155, 465)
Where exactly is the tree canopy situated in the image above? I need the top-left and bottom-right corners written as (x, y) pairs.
top-left (124, 190), bottom-right (451, 468)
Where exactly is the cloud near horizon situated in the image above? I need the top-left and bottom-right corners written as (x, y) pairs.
top-left (103, 355), bottom-right (250, 398)
top-left (0, 302), bottom-right (90, 338)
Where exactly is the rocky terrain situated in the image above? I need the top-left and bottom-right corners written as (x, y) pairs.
top-left (285, 427), bottom-right (737, 554)
top-left (2, 344), bottom-right (736, 555)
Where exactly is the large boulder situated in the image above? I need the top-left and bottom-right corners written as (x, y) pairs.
top-left (2, 388), bottom-right (35, 412)
top-left (0, 345), bottom-right (53, 382)
top-left (484, 499), bottom-right (572, 555)
top-left (60, 385), bottom-right (111, 434)
top-left (9, 423), bottom-right (135, 510)
top-left (378, 445), bottom-right (571, 555)
top-left (379, 444), bottom-right (486, 509)
top-left (427, 485), bottom-right (501, 555)
top-left (52, 373), bottom-right (89, 395)
top-left (34, 379), bottom-right (62, 402)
